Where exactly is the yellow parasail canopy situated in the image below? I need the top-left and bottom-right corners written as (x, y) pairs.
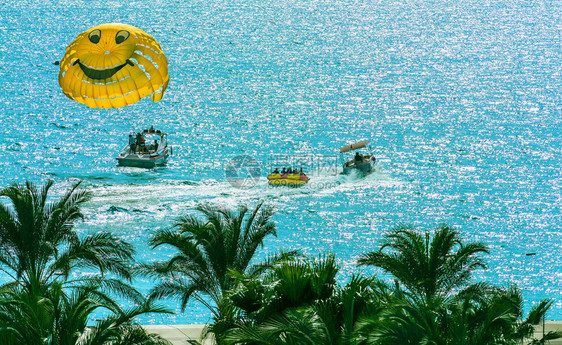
top-left (58, 23), bottom-right (169, 109)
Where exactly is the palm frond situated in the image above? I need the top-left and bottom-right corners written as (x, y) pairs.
top-left (245, 250), bottom-right (301, 277)
top-left (53, 231), bottom-right (135, 280)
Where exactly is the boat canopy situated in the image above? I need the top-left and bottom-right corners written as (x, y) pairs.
top-left (339, 140), bottom-right (369, 153)
top-left (140, 131), bottom-right (167, 136)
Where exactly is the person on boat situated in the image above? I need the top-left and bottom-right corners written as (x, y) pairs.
top-left (149, 126), bottom-right (155, 133)
top-left (299, 167), bottom-right (304, 175)
top-left (136, 132), bottom-right (146, 153)
top-left (152, 139), bottom-right (158, 153)
top-left (355, 151), bottom-right (362, 163)
top-left (272, 168), bottom-right (279, 174)
top-left (129, 134), bottom-right (136, 153)
top-left (281, 168), bottom-right (286, 174)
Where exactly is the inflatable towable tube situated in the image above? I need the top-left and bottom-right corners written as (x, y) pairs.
top-left (267, 173), bottom-right (309, 186)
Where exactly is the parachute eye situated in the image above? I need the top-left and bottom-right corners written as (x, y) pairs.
top-left (89, 29), bottom-right (101, 44)
top-left (115, 30), bottom-right (130, 44)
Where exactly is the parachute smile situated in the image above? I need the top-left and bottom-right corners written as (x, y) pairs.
top-left (74, 59), bottom-right (134, 80)
top-left (59, 23), bottom-right (169, 108)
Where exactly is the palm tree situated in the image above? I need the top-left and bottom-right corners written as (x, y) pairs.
top-left (0, 180), bottom-right (169, 345)
top-left (143, 202), bottom-right (291, 344)
top-left (225, 260), bottom-right (392, 345)
top-left (0, 180), bottom-right (137, 296)
top-left (355, 225), bottom-right (489, 344)
top-left (359, 283), bottom-right (562, 345)
top-left (356, 225), bottom-right (562, 345)
top-left (357, 224), bottom-right (489, 303)
top-left (229, 254), bottom-right (339, 323)
top-left (0, 282), bottom-right (172, 345)
top-left (326, 275), bottom-right (392, 345)
top-left (453, 284), bottom-right (562, 345)
top-left (144, 201), bottom-right (281, 308)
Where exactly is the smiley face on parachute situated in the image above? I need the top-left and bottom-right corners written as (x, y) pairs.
top-left (59, 23), bottom-right (169, 108)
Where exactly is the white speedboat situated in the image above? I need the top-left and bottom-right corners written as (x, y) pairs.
top-left (116, 130), bottom-right (170, 168)
top-left (340, 140), bottom-right (376, 175)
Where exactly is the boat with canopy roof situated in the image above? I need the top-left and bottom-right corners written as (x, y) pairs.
top-left (340, 140), bottom-right (376, 175)
top-left (116, 129), bottom-right (170, 168)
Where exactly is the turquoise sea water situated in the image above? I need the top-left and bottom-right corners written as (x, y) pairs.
top-left (1, 0), bottom-right (560, 324)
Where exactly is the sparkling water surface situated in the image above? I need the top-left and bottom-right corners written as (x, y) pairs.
top-left (0, 0), bottom-right (560, 324)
